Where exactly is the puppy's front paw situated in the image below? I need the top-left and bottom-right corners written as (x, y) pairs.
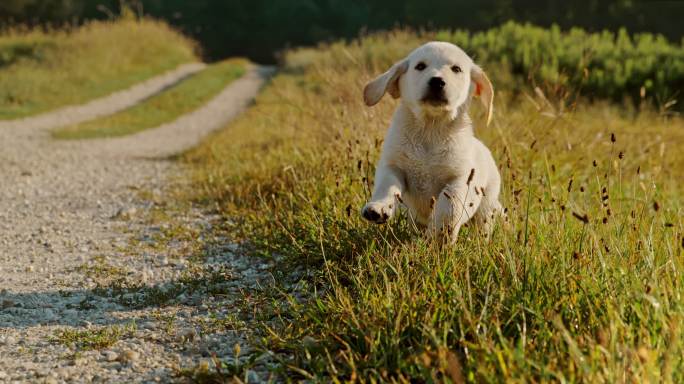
top-left (361, 202), bottom-right (394, 224)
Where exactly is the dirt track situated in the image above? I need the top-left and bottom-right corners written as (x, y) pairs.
top-left (0, 64), bottom-right (275, 382)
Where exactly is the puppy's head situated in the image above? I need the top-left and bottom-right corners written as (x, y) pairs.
top-left (364, 42), bottom-right (493, 125)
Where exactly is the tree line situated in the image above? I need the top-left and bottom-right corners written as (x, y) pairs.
top-left (2, 0), bottom-right (683, 63)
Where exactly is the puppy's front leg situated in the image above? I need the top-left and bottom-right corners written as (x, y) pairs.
top-left (429, 180), bottom-right (481, 243)
top-left (361, 165), bottom-right (404, 224)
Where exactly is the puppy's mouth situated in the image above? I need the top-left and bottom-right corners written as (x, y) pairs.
top-left (421, 91), bottom-right (448, 106)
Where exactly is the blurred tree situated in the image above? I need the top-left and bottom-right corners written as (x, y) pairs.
top-left (0, 0), bottom-right (86, 24)
top-left (1, 0), bottom-right (682, 62)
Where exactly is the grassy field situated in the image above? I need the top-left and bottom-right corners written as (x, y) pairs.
top-left (182, 30), bottom-right (683, 381)
top-left (53, 59), bottom-right (247, 139)
top-left (0, 16), bottom-right (197, 120)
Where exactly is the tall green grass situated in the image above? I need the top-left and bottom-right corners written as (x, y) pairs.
top-left (0, 15), bottom-right (197, 120)
top-left (184, 31), bottom-right (683, 381)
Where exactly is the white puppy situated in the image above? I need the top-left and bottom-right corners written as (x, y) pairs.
top-left (361, 41), bottom-right (503, 242)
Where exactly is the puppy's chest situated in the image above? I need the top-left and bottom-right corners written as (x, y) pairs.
top-left (393, 142), bottom-right (461, 196)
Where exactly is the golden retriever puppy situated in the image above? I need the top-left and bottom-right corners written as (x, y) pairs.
top-left (361, 42), bottom-right (503, 242)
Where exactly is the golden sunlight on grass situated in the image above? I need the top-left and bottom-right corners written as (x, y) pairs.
top-left (183, 30), bottom-right (683, 381)
top-left (0, 16), bottom-right (197, 120)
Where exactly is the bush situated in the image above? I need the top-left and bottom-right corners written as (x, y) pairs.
top-left (438, 22), bottom-right (684, 106)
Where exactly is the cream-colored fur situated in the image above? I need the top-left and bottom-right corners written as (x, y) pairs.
top-left (361, 42), bottom-right (503, 242)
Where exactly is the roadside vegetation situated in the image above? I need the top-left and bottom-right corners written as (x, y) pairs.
top-left (52, 324), bottom-right (136, 351)
top-left (0, 13), bottom-right (197, 120)
top-left (439, 22), bottom-right (684, 107)
top-left (53, 59), bottom-right (246, 139)
top-left (183, 27), bottom-right (683, 381)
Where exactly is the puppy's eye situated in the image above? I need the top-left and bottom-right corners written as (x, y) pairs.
top-left (414, 62), bottom-right (427, 71)
top-left (451, 65), bottom-right (462, 73)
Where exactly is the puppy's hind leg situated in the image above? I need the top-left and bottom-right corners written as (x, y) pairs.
top-left (474, 196), bottom-right (504, 239)
top-left (430, 182), bottom-right (483, 244)
top-left (361, 165), bottom-right (404, 224)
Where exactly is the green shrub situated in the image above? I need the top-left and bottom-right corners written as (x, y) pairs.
top-left (437, 22), bottom-right (684, 106)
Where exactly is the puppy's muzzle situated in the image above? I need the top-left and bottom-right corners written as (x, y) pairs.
top-left (423, 76), bottom-right (448, 105)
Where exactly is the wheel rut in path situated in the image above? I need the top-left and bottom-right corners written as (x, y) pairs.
top-left (0, 63), bottom-right (206, 132)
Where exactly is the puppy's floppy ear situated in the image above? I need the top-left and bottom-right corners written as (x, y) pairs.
top-left (471, 64), bottom-right (494, 126)
top-left (363, 59), bottom-right (409, 106)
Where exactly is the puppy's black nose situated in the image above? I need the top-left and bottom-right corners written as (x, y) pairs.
top-left (429, 77), bottom-right (445, 90)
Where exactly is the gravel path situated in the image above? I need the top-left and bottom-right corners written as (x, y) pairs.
top-left (0, 65), bottom-right (276, 383)
top-left (0, 63), bottom-right (206, 132)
